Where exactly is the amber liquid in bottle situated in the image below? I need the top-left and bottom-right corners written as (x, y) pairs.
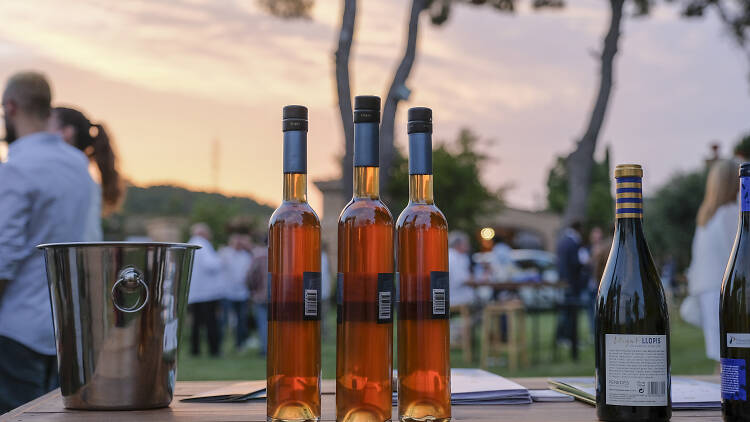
top-left (397, 110), bottom-right (451, 422)
top-left (337, 165), bottom-right (394, 422)
top-left (268, 107), bottom-right (321, 422)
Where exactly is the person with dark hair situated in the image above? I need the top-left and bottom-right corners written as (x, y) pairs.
top-left (218, 232), bottom-right (253, 351)
top-left (555, 221), bottom-right (586, 360)
top-left (0, 71), bottom-right (94, 412)
top-left (48, 106), bottom-right (124, 240)
top-left (187, 223), bottom-right (224, 357)
top-left (247, 233), bottom-right (269, 356)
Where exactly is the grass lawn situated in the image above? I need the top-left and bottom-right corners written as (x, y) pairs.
top-left (177, 305), bottom-right (715, 381)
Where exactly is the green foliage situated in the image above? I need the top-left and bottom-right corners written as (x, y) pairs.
top-left (644, 169), bottom-right (707, 271)
top-left (120, 185), bottom-right (273, 217)
top-left (257, 0), bottom-right (314, 19)
top-left (734, 132), bottom-right (750, 159)
top-left (385, 128), bottom-right (503, 235)
top-left (546, 150), bottom-right (613, 230)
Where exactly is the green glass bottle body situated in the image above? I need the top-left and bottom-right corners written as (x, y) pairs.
top-left (595, 165), bottom-right (671, 422)
top-left (720, 169), bottom-right (750, 422)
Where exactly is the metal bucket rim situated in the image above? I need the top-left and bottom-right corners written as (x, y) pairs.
top-left (37, 241), bottom-right (201, 250)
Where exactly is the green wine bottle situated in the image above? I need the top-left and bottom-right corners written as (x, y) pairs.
top-left (720, 163), bottom-right (750, 421)
top-left (595, 164), bottom-right (671, 422)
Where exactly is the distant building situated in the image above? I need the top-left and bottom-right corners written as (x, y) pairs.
top-left (480, 208), bottom-right (561, 252)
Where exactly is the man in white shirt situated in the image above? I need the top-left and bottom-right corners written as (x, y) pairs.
top-left (218, 232), bottom-right (253, 350)
top-left (0, 72), bottom-right (94, 413)
top-left (187, 223), bottom-right (224, 357)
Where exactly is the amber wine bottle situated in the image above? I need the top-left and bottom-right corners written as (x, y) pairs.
top-left (396, 107), bottom-right (451, 422)
top-left (720, 163), bottom-right (750, 421)
top-left (595, 164), bottom-right (671, 422)
top-left (267, 105), bottom-right (322, 422)
top-left (336, 95), bottom-right (394, 422)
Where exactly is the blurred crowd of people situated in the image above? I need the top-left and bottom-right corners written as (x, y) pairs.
top-left (186, 223), bottom-right (333, 358)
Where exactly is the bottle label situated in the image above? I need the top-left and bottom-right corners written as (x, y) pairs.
top-left (721, 358), bottom-right (747, 401)
top-left (377, 273), bottom-right (394, 324)
top-left (335, 272), bottom-right (394, 324)
top-left (605, 334), bottom-right (668, 406)
top-left (742, 177), bottom-right (750, 212)
top-left (430, 271), bottom-right (450, 319)
top-left (728, 333), bottom-right (750, 348)
top-left (302, 271), bottom-right (321, 321)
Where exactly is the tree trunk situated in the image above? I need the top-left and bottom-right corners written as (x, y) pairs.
top-left (336, 0), bottom-right (357, 198)
top-left (380, 0), bottom-right (427, 196)
top-left (562, 0), bottom-right (624, 227)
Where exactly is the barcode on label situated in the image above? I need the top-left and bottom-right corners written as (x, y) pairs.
top-left (378, 291), bottom-right (391, 320)
top-left (304, 289), bottom-right (318, 317)
top-left (648, 381), bottom-right (666, 396)
top-left (432, 289), bottom-right (446, 315)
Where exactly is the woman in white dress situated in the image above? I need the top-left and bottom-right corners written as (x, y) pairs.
top-left (48, 107), bottom-right (125, 241)
top-left (682, 159), bottom-right (739, 361)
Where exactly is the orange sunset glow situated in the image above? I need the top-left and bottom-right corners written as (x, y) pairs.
top-left (0, 0), bottom-right (748, 212)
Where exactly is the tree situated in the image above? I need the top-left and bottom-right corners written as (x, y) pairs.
top-left (676, 0), bottom-right (750, 81)
top-left (643, 168), bottom-right (707, 271)
top-left (562, 0), bottom-right (650, 227)
top-left (336, 0), bottom-right (357, 198)
top-left (563, 0), bottom-right (750, 227)
top-left (380, 0), bottom-right (429, 196)
top-left (386, 128), bottom-right (503, 235)
top-left (547, 148), bottom-right (614, 230)
top-left (379, 0), bottom-right (566, 195)
top-left (256, 0), bottom-right (314, 18)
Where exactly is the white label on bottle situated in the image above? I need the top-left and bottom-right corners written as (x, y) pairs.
top-left (605, 334), bottom-right (668, 406)
top-left (728, 333), bottom-right (750, 348)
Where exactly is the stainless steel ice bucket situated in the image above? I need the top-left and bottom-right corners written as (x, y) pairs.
top-left (37, 242), bottom-right (200, 410)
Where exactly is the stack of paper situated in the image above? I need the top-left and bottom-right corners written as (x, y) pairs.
top-left (548, 377), bottom-right (721, 410)
top-left (392, 368), bottom-right (532, 405)
top-left (529, 389), bottom-right (575, 402)
top-left (181, 381), bottom-right (267, 403)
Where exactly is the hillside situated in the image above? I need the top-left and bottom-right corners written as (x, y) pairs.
top-left (103, 185), bottom-right (274, 242)
top-left (121, 185), bottom-right (274, 217)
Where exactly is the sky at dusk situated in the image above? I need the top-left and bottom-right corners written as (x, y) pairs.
top-left (0, 0), bottom-right (748, 214)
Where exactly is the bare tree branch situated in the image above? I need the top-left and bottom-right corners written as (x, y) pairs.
top-left (563, 0), bottom-right (624, 226)
top-left (380, 0), bottom-right (428, 196)
top-left (336, 0), bottom-right (357, 198)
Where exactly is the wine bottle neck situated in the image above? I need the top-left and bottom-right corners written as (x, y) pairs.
top-left (615, 216), bottom-right (645, 238)
top-left (409, 174), bottom-right (434, 204)
top-left (615, 176), bottom-right (643, 220)
top-left (283, 173), bottom-right (307, 202)
top-left (354, 166), bottom-right (380, 198)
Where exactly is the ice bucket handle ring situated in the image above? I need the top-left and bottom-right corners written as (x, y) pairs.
top-left (111, 267), bottom-right (149, 313)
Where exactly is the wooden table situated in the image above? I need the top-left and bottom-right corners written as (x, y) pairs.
top-left (4, 377), bottom-right (721, 421)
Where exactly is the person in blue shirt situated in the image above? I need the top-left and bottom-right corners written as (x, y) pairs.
top-left (0, 71), bottom-right (94, 413)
